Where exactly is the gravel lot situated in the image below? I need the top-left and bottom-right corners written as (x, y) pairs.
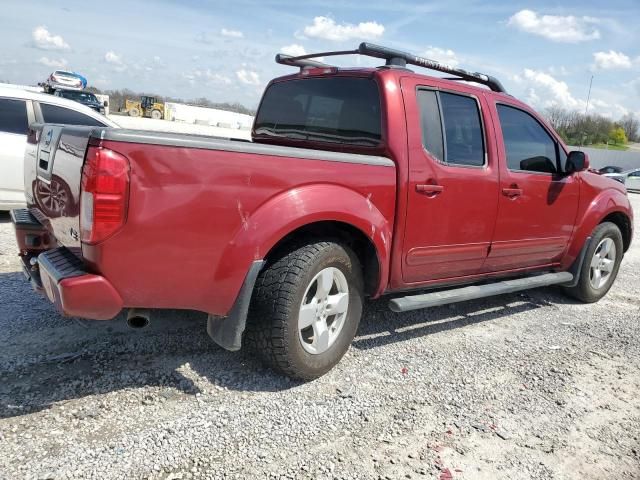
top-left (1, 195), bottom-right (639, 480)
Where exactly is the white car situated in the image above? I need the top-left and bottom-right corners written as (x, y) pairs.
top-left (0, 86), bottom-right (119, 210)
top-left (44, 70), bottom-right (86, 91)
top-left (604, 168), bottom-right (640, 193)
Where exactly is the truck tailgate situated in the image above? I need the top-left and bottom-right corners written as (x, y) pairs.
top-left (24, 124), bottom-right (103, 253)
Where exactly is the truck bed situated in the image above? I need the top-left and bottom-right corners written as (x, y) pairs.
top-left (22, 125), bottom-right (396, 317)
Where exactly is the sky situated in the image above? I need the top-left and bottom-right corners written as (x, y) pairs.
top-left (1, 0), bottom-right (639, 118)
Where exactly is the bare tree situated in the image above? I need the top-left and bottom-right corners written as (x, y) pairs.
top-left (619, 113), bottom-right (639, 143)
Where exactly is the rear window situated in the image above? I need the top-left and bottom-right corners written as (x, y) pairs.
top-left (417, 90), bottom-right (485, 167)
top-left (254, 77), bottom-right (381, 146)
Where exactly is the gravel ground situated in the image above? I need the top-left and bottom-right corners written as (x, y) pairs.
top-left (1, 195), bottom-right (639, 480)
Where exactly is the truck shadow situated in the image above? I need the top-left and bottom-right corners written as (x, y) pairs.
top-left (352, 290), bottom-right (570, 350)
top-left (0, 269), bottom-right (577, 420)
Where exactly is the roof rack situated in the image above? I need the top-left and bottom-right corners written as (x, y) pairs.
top-left (275, 42), bottom-right (507, 94)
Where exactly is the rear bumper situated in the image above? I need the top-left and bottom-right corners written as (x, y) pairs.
top-left (38, 248), bottom-right (123, 320)
top-left (12, 209), bottom-right (123, 320)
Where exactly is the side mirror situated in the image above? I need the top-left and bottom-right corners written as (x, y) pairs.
top-left (565, 151), bottom-right (589, 173)
top-left (103, 100), bottom-right (109, 107)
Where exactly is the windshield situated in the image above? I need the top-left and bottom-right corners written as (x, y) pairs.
top-left (59, 91), bottom-right (98, 103)
top-left (254, 77), bottom-right (382, 146)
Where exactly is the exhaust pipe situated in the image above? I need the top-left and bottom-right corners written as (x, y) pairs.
top-left (127, 308), bottom-right (151, 329)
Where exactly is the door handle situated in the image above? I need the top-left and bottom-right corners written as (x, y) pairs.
top-left (502, 186), bottom-right (523, 198)
top-left (416, 184), bottom-right (444, 195)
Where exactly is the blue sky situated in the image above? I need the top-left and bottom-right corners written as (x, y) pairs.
top-left (1, 0), bottom-right (639, 118)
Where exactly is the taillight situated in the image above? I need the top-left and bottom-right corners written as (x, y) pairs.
top-left (80, 147), bottom-right (130, 244)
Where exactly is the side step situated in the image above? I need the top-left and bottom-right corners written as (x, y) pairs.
top-left (389, 272), bottom-right (573, 313)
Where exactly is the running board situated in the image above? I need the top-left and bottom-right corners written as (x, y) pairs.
top-left (389, 272), bottom-right (573, 313)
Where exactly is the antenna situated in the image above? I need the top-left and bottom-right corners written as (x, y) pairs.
top-left (584, 75), bottom-right (594, 116)
top-left (274, 42), bottom-right (507, 93)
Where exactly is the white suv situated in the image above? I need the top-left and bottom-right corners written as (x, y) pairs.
top-left (0, 86), bottom-right (119, 210)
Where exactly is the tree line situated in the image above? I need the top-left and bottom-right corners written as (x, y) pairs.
top-left (543, 106), bottom-right (639, 146)
top-left (86, 86), bottom-right (256, 116)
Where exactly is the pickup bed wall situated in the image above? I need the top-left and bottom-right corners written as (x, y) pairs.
top-left (82, 133), bottom-right (397, 316)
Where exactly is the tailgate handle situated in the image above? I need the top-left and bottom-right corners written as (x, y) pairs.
top-left (416, 184), bottom-right (444, 195)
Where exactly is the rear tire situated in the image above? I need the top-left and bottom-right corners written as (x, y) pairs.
top-left (245, 241), bottom-right (363, 380)
top-left (564, 222), bottom-right (623, 303)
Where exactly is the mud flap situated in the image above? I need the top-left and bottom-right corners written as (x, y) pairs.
top-left (207, 260), bottom-right (265, 351)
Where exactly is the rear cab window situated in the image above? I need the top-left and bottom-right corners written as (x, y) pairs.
top-left (0, 98), bottom-right (29, 135)
top-left (254, 77), bottom-right (382, 147)
top-left (417, 90), bottom-right (485, 167)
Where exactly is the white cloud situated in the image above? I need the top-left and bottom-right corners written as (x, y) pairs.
top-left (104, 51), bottom-right (122, 64)
top-left (32, 26), bottom-right (70, 50)
top-left (422, 46), bottom-right (459, 67)
top-left (303, 16), bottom-right (384, 42)
top-left (546, 65), bottom-right (569, 76)
top-left (184, 69), bottom-right (232, 85)
top-left (37, 56), bottom-right (68, 68)
top-left (206, 70), bottom-right (231, 85)
top-left (592, 50), bottom-right (632, 70)
top-left (281, 44), bottom-right (307, 57)
top-left (221, 28), bottom-right (243, 38)
top-left (236, 69), bottom-right (260, 85)
top-left (522, 69), bottom-right (583, 110)
top-left (507, 9), bottom-right (600, 43)
top-left (104, 51), bottom-right (126, 72)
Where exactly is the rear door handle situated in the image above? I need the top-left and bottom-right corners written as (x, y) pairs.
top-left (502, 187), bottom-right (523, 198)
top-left (416, 184), bottom-right (444, 195)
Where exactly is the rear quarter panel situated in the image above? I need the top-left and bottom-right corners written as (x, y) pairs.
top-left (84, 140), bottom-right (396, 315)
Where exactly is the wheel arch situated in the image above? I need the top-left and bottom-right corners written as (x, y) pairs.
top-left (214, 184), bottom-right (393, 302)
top-left (601, 211), bottom-right (632, 252)
top-left (263, 220), bottom-right (382, 296)
top-left (563, 189), bottom-right (633, 269)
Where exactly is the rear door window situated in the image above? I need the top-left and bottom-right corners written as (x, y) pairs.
top-left (417, 90), bottom-right (485, 167)
top-left (39, 103), bottom-right (106, 127)
top-left (0, 98), bottom-right (29, 135)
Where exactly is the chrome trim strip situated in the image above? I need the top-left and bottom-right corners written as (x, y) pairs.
top-left (95, 129), bottom-right (395, 167)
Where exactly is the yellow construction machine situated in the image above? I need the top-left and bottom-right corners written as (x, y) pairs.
top-left (122, 95), bottom-right (164, 119)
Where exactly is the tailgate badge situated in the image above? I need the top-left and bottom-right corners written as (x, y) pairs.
top-left (44, 128), bottom-right (53, 148)
top-left (69, 227), bottom-right (79, 241)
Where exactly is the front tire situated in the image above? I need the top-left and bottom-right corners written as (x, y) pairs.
top-left (564, 222), bottom-right (623, 303)
top-left (245, 241), bottom-right (363, 380)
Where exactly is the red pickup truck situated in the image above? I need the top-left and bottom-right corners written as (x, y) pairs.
top-left (12, 44), bottom-right (633, 379)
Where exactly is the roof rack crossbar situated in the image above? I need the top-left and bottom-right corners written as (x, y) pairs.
top-left (359, 43), bottom-right (506, 93)
top-left (275, 49), bottom-right (358, 70)
top-left (274, 42), bottom-right (507, 93)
